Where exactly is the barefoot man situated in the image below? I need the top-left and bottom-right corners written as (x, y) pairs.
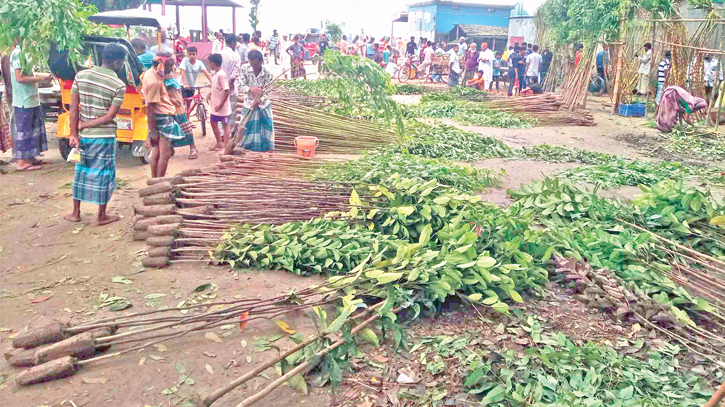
top-left (143, 52), bottom-right (183, 178)
top-left (65, 44), bottom-right (127, 225)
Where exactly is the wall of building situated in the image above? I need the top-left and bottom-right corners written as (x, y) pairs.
top-left (408, 4), bottom-right (438, 41)
top-left (508, 17), bottom-right (536, 46)
top-left (435, 4), bottom-right (511, 35)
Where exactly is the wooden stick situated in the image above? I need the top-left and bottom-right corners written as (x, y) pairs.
top-left (202, 301), bottom-right (385, 406)
top-left (233, 309), bottom-right (384, 407)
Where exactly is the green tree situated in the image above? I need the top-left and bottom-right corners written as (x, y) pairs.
top-left (0, 0), bottom-right (98, 70)
top-left (324, 20), bottom-right (345, 43)
top-left (249, 0), bottom-right (261, 33)
top-left (83, 0), bottom-right (145, 12)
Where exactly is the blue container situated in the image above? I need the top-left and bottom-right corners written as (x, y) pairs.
top-left (618, 103), bottom-right (646, 117)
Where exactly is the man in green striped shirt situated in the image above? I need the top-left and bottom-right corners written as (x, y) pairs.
top-left (64, 43), bottom-right (127, 226)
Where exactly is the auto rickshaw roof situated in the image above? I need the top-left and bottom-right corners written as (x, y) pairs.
top-left (89, 9), bottom-right (172, 28)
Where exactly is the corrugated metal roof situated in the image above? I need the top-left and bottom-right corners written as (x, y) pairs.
top-left (454, 24), bottom-right (509, 37)
top-left (408, 1), bottom-right (516, 9)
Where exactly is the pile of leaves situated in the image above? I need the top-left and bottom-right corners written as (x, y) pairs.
top-left (394, 84), bottom-right (427, 95)
top-left (275, 79), bottom-right (341, 99)
top-left (663, 124), bottom-right (725, 162)
top-left (508, 177), bottom-right (725, 322)
top-left (406, 100), bottom-right (536, 129)
top-left (412, 326), bottom-right (714, 407)
top-left (311, 150), bottom-right (504, 193)
top-left (398, 122), bottom-right (511, 161)
top-left (420, 86), bottom-right (491, 103)
top-left (554, 159), bottom-right (723, 188)
top-left (216, 176), bottom-right (550, 316)
top-left (516, 145), bottom-right (614, 164)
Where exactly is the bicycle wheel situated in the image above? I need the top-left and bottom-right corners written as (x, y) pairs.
top-left (398, 65), bottom-right (411, 83)
top-left (589, 75), bottom-right (606, 96)
top-left (197, 103), bottom-right (207, 137)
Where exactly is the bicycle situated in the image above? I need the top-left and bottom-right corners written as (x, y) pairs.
top-left (589, 73), bottom-right (606, 96)
top-left (183, 84), bottom-right (210, 137)
top-left (398, 55), bottom-right (421, 83)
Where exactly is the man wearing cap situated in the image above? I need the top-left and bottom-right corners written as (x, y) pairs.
top-left (458, 37), bottom-right (467, 56)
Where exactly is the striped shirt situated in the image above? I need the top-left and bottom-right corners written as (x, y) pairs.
top-left (657, 58), bottom-right (670, 84)
top-left (71, 67), bottom-right (126, 138)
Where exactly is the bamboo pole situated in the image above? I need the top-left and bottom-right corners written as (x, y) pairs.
top-left (612, 14), bottom-right (627, 115)
top-left (648, 21), bottom-right (657, 117)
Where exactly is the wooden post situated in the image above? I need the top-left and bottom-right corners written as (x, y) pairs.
top-left (201, 0), bottom-right (208, 43)
top-left (611, 15), bottom-right (626, 115)
top-left (126, 25), bottom-right (131, 40)
top-left (647, 21), bottom-right (657, 116)
top-left (176, 6), bottom-right (181, 36)
top-left (232, 7), bottom-right (236, 34)
top-left (161, 0), bottom-right (166, 16)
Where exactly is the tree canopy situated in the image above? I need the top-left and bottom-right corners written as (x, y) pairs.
top-left (537, 0), bottom-right (677, 46)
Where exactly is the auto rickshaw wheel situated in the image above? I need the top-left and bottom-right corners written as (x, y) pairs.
top-left (138, 146), bottom-right (152, 164)
top-left (59, 138), bottom-right (71, 161)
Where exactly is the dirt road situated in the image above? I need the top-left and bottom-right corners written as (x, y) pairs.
top-left (0, 96), bottom-right (673, 407)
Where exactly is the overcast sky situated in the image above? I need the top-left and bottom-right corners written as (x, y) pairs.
top-left (149, 0), bottom-right (544, 39)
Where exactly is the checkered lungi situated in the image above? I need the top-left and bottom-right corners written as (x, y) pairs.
top-left (171, 114), bottom-right (194, 147)
top-left (72, 137), bottom-right (117, 205)
top-left (239, 105), bottom-right (275, 152)
top-left (150, 115), bottom-right (184, 146)
top-left (13, 106), bottom-right (47, 159)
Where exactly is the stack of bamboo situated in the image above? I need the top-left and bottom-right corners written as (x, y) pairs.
top-left (559, 47), bottom-right (597, 111)
top-left (132, 154), bottom-right (368, 268)
top-left (484, 93), bottom-right (596, 126)
top-left (231, 97), bottom-right (398, 155)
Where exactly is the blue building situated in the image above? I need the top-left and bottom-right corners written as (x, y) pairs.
top-left (399, 1), bottom-right (516, 42)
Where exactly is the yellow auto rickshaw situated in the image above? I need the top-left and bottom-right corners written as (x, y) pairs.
top-left (53, 35), bottom-right (150, 163)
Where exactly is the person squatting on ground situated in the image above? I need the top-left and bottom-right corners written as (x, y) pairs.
top-left (143, 52), bottom-right (184, 178)
top-left (206, 53), bottom-right (231, 152)
top-left (64, 43), bottom-right (127, 225)
top-left (238, 50), bottom-right (275, 152)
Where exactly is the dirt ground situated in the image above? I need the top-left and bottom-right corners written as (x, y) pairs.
top-left (0, 81), bottom-right (711, 407)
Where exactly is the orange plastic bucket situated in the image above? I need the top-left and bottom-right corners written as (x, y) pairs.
top-left (294, 136), bottom-right (319, 158)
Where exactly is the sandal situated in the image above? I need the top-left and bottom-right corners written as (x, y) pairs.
top-left (188, 150), bottom-right (199, 160)
top-left (17, 165), bottom-right (41, 171)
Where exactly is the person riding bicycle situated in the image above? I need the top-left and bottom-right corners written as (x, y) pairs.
top-left (179, 47), bottom-right (213, 109)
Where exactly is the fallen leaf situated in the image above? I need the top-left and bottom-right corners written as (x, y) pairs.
top-left (193, 283), bottom-right (212, 292)
top-left (240, 339), bottom-right (247, 348)
top-left (494, 323), bottom-right (505, 334)
top-left (30, 296), bottom-right (51, 304)
top-left (175, 363), bottom-right (186, 373)
top-left (275, 320), bottom-right (296, 334)
top-left (632, 323), bottom-right (641, 333)
top-left (202, 352), bottom-right (217, 358)
top-left (239, 312), bottom-right (249, 330)
top-left (220, 324), bottom-right (235, 330)
top-left (139, 357), bottom-right (147, 365)
top-left (205, 332), bottom-right (223, 343)
top-left (373, 355), bottom-right (389, 363)
top-left (185, 378), bottom-right (195, 385)
top-left (205, 364), bottom-right (214, 374)
top-left (153, 344), bottom-right (167, 353)
top-left (111, 276), bottom-right (132, 285)
top-left (149, 355), bottom-right (164, 361)
top-left (82, 377), bottom-right (108, 384)
top-left (246, 355), bottom-right (252, 364)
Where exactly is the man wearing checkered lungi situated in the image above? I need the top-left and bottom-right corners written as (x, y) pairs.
top-left (64, 44), bottom-right (127, 226)
top-left (237, 50), bottom-right (274, 152)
